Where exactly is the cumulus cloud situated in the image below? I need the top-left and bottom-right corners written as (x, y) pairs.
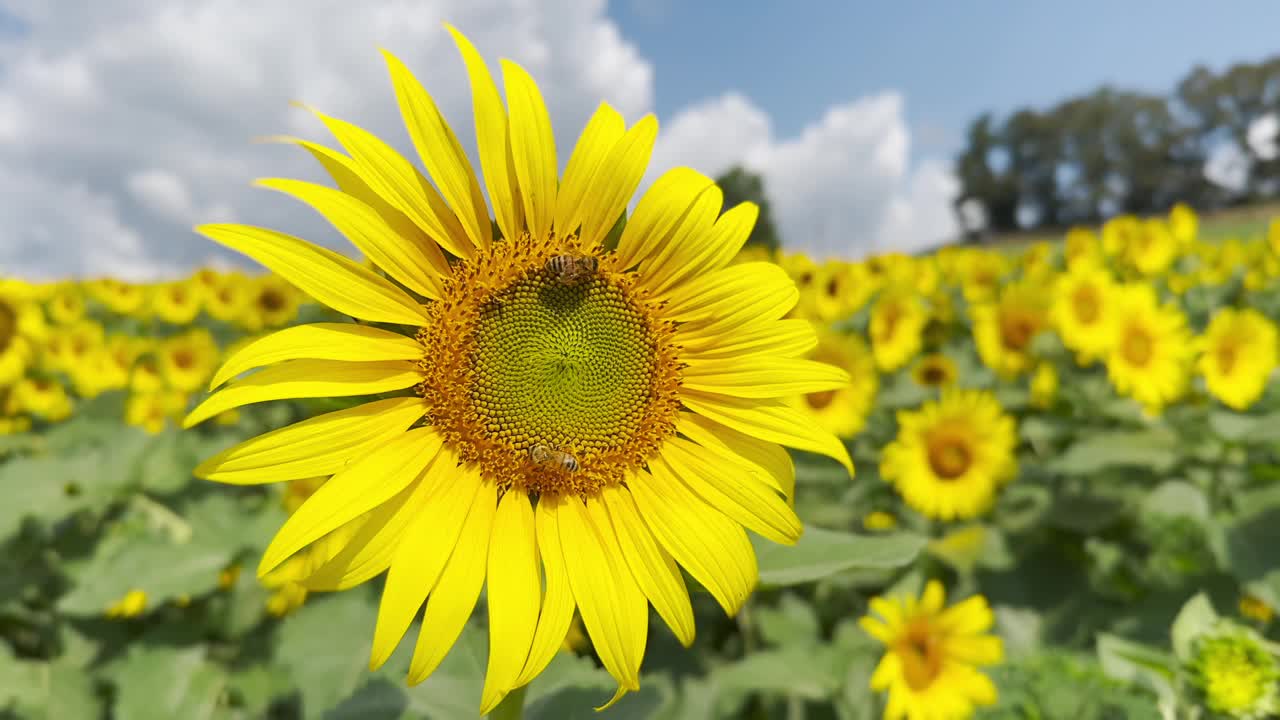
top-left (0, 0), bottom-right (652, 279)
top-left (648, 92), bottom-right (957, 258)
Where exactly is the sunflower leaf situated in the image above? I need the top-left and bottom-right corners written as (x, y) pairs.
top-left (752, 526), bottom-right (926, 586)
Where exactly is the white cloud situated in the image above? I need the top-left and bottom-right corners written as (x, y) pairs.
top-left (1205, 140), bottom-right (1249, 194)
top-left (1248, 113), bottom-right (1278, 162)
top-left (648, 92), bottom-right (957, 259)
top-left (126, 169), bottom-right (193, 223)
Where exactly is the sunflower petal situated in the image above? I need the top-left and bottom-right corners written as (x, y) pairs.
top-left (264, 136), bottom-right (451, 297)
top-left (254, 178), bottom-right (447, 299)
top-left (628, 467), bottom-right (757, 616)
top-left (501, 59), bottom-right (557, 242)
top-left (662, 262), bottom-right (797, 331)
top-left (257, 427), bottom-right (443, 576)
top-left (559, 498), bottom-right (646, 704)
top-left (681, 390), bottom-right (854, 477)
top-left (195, 396), bottom-right (426, 484)
top-left (678, 318), bottom-right (818, 359)
top-left (676, 412), bottom-right (796, 501)
top-left (480, 492), bottom-right (542, 714)
top-left (445, 24), bottom-right (523, 243)
top-left (195, 224), bottom-right (428, 326)
top-left (183, 359), bottom-right (421, 428)
top-left (579, 115), bottom-right (659, 249)
top-left (614, 167), bottom-right (715, 270)
top-left (555, 103), bottom-right (625, 237)
top-left (682, 357), bottom-right (851, 398)
top-left (640, 184), bottom-right (722, 294)
top-left (303, 477), bottom-right (427, 591)
top-left (650, 200), bottom-right (761, 299)
top-left (407, 480), bottom-right (498, 684)
top-left (371, 457), bottom-right (480, 671)
top-left (655, 438), bottom-right (801, 545)
top-left (382, 50), bottom-right (491, 252)
top-left (513, 497), bottom-right (577, 687)
top-left (210, 323), bottom-right (422, 389)
top-left (602, 485), bottom-right (695, 647)
top-left (302, 106), bottom-right (474, 259)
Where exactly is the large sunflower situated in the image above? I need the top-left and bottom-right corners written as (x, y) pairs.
top-left (1197, 307), bottom-right (1278, 411)
top-left (186, 27), bottom-right (851, 713)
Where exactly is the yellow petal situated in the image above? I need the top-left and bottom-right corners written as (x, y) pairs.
top-left (578, 115), bottom-right (659, 249)
top-left (195, 396), bottom-right (426, 484)
top-left (501, 59), bottom-right (557, 241)
top-left (649, 200), bottom-right (759, 301)
top-left (302, 476), bottom-right (429, 591)
top-left (640, 184), bottom-right (723, 295)
top-left (480, 492), bottom-right (541, 714)
top-left (210, 323), bottom-right (422, 389)
top-left (559, 497), bottom-right (647, 702)
top-left (513, 496), bottom-right (577, 687)
top-left (257, 427), bottom-right (443, 576)
top-left (661, 262), bottom-right (796, 332)
top-left (627, 467), bottom-right (757, 616)
top-left (407, 480), bottom-right (498, 684)
top-left (301, 105), bottom-right (474, 259)
top-left (555, 103), bottom-right (625, 238)
top-left (262, 135), bottom-right (451, 298)
top-left (654, 438), bottom-right (801, 545)
top-left (382, 50), bottom-right (491, 252)
top-left (675, 412), bottom-right (795, 501)
top-left (254, 178), bottom-right (447, 299)
top-left (615, 167), bottom-right (715, 270)
top-left (195, 224), bottom-right (429, 326)
top-left (682, 357), bottom-right (850, 399)
top-left (677, 318), bottom-right (818, 359)
top-left (371, 456), bottom-right (481, 670)
top-left (445, 24), bottom-right (524, 244)
top-left (602, 485), bottom-right (695, 647)
top-left (681, 390), bottom-right (854, 477)
top-left (183, 359), bottom-right (421, 428)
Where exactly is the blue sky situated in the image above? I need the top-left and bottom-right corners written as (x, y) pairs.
top-left (611, 1), bottom-right (1280, 158)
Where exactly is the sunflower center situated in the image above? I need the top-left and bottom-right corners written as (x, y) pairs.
top-left (1216, 339), bottom-right (1241, 375)
top-left (927, 435), bottom-right (972, 480)
top-left (0, 300), bottom-right (15, 353)
top-left (898, 620), bottom-right (944, 691)
top-left (418, 236), bottom-right (682, 499)
top-left (806, 389), bottom-right (837, 410)
top-left (1121, 326), bottom-right (1154, 366)
top-left (1072, 285), bottom-right (1100, 323)
top-left (172, 349), bottom-right (195, 371)
top-left (259, 289), bottom-right (286, 312)
top-left (999, 311), bottom-right (1038, 351)
top-left (918, 363), bottom-right (948, 386)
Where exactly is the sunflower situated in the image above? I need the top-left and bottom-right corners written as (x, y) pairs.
top-left (159, 329), bottom-right (219, 393)
top-left (1121, 218), bottom-right (1179, 277)
top-left (12, 376), bottom-right (72, 422)
top-left (46, 284), bottom-right (86, 325)
top-left (970, 279), bottom-right (1050, 378)
top-left (186, 27), bottom-right (851, 713)
top-left (870, 290), bottom-right (927, 372)
top-left (779, 252), bottom-right (821, 319)
top-left (202, 272), bottom-right (254, 324)
top-left (42, 320), bottom-right (104, 375)
top-left (1101, 214), bottom-right (1141, 258)
top-left (1189, 622), bottom-right (1280, 719)
top-left (881, 390), bottom-right (1017, 521)
top-left (859, 579), bottom-right (1004, 720)
top-left (1169, 203), bottom-right (1198, 247)
top-left (812, 260), bottom-right (866, 322)
top-left (1198, 307), bottom-right (1278, 411)
top-left (1029, 361), bottom-right (1058, 409)
top-left (1106, 285), bottom-right (1193, 415)
top-left (150, 281), bottom-right (202, 325)
top-left (125, 390), bottom-right (188, 434)
top-left (86, 278), bottom-right (145, 316)
top-left (241, 274), bottom-right (302, 331)
top-left (957, 250), bottom-right (1008, 304)
top-left (911, 353), bottom-right (957, 389)
top-left (0, 284), bottom-right (46, 386)
top-left (793, 329), bottom-right (878, 439)
top-left (1064, 227), bottom-right (1102, 269)
top-left (1050, 263), bottom-right (1117, 365)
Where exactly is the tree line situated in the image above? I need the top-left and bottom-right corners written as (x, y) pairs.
top-left (954, 56), bottom-right (1280, 237)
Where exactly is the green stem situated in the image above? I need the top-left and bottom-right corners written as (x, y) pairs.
top-left (488, 685), bottom-right (527, 720)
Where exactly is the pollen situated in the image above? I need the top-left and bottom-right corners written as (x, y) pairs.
top-left (416, 233), bottom-right (682, 498)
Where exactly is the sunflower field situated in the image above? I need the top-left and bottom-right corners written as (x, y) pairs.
top-left (6, 34), bottom-right (1280, 720)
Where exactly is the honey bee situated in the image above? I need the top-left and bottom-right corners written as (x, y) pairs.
top-left (546, 253), bottom-right (599, 286)
top-left (529, 444), bottom-right (580, 472)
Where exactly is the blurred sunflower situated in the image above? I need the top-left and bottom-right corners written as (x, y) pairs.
top-left (1106, 285), bottom-right (1193, 415)
top-left (125, 390), bottom-right (188, 434)
top-left (242, 274), bottom-right (302, 331)
top-left (1169, 202), bottom-right (1198, 247)
top-left (881, 390), bottom-right (1017, 521)
top-left (1064, 226), bottom-right (1102, 269)
top-left (12, 377), bottom-right (72, 422)
top-left (911, 353), bottom-right (957, 389)
top-left (159, 329), bottom-right (219, 393)
top-left (957, 250), bottom-right (1008, 304)
top-left (812, 260), bottom-right (860, 322)
top-left (43, 320), bottom-right (104, 375)
top-left (86, 278), bottom-right (146, 316)
top-left (187, 26), bottom-right (850, 713)
top-left (971, 279), bottom-right (1050, 378)
top-left (1198, 307), bottom-right (1278, 411)
top-left (46, 284), bottom-right (86, 325)
top-left (793, 330), bottom-right (878, 438)
top-left (1189, 622), bottom-right (1279, 719)
top-left (1029, 362), bottom-right (1058, 409)
top-left (870, 290), bottom-right (927, 372)
top-left (1051, 263), bottom-right (1117, 365)
top-left (1122, 218), bottom-right (1179, 277)
top-left (860, 579), bottom-right (1004, 720)
top-left (203, 272), bottom-right (254, 324)
top-left (150, 281), bottom-right (202, 325)
top-left (1101, 214), bottom-right (1141, 258)
top-left (0, 284), bottom-right (47, 386)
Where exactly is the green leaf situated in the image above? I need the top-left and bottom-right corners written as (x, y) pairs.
top-left (754, 593), bottom-right (821, 648)
top-left (753, 526), bottom-right (926, 586)
top-left (1094, 634), bottom-right (1176, 704)
top-left (1208, 409), bottom-right (1280, 444)
top-left (276, 589), bottom-right (381, 719)
top-left (1223, 506), bottom-right (1280, 609)
top-left (1048, 428), bottom-right (1180, 475)
top-left (1170, 593), bottom-right (1218, 662)
top-left (1141, 481), bottom-right (1209, 523)
top-left (711, 646), bottom-right (842, 701)
top-left (109, 645), bottom-right (226, 720)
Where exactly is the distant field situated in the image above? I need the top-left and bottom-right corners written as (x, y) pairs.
top-left (985, 200), bottom-right (1280, 248)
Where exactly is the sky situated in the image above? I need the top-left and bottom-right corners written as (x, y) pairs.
top-left (1, 0), bottom-right (1278, 280)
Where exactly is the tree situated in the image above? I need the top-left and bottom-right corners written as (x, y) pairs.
top-left (715, 167), bottom-right (782, 252)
